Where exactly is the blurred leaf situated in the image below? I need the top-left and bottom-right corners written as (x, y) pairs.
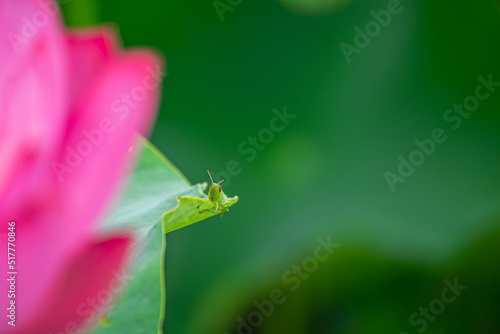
top-left (61, 0), bottom-right (100, 27)
top-left (97, 138), bottom-right (190, 236)
top-left (196, 227), bottom-right (500, 334)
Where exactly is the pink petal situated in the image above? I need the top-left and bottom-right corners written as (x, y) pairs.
top-left (3, 51), bottom-right (162, 332)
top-left (0, 0), bottom-right (69, 210)
top-left (53, 48), bottom-right (164, 224)
top-left (65, 27), bottom-right (119, 107)
top-left (16, 235), bottom-right (135, 334)
top-left (0, 2), bottom-right (164, 332)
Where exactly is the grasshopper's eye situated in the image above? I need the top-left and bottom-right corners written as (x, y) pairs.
top-left (218, 185), bottom-right (222, 192)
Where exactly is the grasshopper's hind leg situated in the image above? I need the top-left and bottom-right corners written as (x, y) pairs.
top-left (200, 202), bottom-right (220, 214)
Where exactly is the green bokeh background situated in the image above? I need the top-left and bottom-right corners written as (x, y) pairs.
top-left (64, 0), bottom-right (500, 333)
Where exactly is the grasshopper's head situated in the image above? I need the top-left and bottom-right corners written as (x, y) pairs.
top-left (207, 170), bottom-right (223, 202)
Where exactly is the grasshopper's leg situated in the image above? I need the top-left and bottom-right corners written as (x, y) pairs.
top-left (205, 202), bottom-right (219, 214)
top-left (199, 203), bottom-right (219, 214)
top-left (220, 205), bottom-right (229, 217)
top-left (212, 203), bottom-right (219, 213)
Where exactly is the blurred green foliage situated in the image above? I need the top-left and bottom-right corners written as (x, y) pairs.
top-left (65, 0), bottom-right (500, 333)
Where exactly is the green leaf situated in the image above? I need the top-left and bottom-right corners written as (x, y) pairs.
top-left (91, 137), bottom-right (236, 333)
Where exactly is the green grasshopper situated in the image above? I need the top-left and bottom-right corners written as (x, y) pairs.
top-left (161, 170), bottom-right (239, 234)
top-left (202, 170), bottom-right (238, 216)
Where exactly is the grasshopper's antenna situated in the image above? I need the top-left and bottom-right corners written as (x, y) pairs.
top-left (207, 170), bottom-right (214, 184)
top-left (218, 180), bottom-right (224, 185)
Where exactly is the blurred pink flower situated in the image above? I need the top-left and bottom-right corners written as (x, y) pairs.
top-left (0, 0), bottom-right (163, 333)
